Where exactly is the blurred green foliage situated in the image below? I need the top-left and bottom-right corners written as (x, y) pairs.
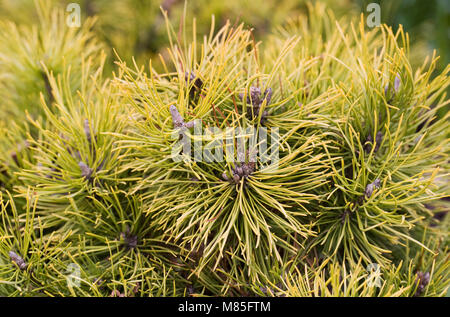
top-left (357, 0), bottom-right (449, 73)
top-left (0, 0), bottom-right (447, 297)
top-left (1, 0), bottom-right (447, 73)
top-left (1, 0), bottom-right (357, 71)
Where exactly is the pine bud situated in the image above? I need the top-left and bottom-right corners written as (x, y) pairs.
top-left (84, 119), bottom-right (92, 144)
top-left (365, 178), bottom-right (381, 198)
top-left (185, 71), bottom-right (203, 99)
top-left (414, 271), bottom-right (430, 296)
top-left (9, 251), bottom-right (27, 270)
top-left (394, 74), bottom-right (401, 93)
top-left (78, 161), bottom-right (93, 180)
top-left (373, 131), bottom-right (383, 153)
top-left (170, 105), bottom-right (185, 128)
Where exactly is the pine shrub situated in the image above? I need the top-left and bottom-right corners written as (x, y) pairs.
top-left (0, 1), bottom-right (448, 297)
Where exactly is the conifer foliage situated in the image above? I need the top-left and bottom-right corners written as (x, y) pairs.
top-left (0, 1), bottom-right (448, 297)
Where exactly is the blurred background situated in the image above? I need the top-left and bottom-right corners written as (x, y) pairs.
top-left (0, 0), bottom-right (448, 74)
